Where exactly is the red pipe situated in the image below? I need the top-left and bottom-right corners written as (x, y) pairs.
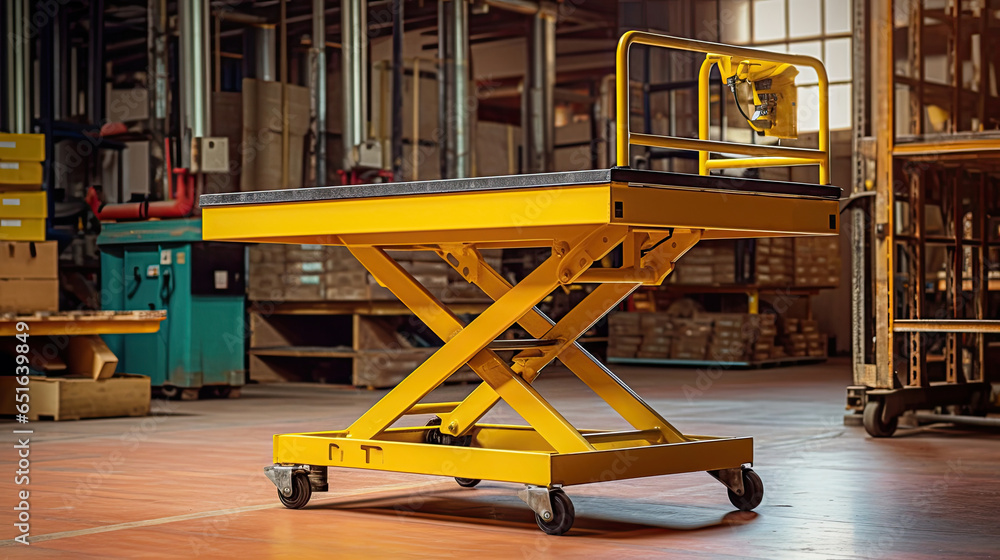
top-left (87, 138), bottom-right (196, 221)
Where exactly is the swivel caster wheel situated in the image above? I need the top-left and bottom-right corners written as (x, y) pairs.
top-left (455, 477), bottom-right (481, 488)
top-left (535, 489), bottom-right (575, 536)
top-left (424, 417), bottom-right (444, 445)
top-left (158, 385), bottom-right (179, 399)
top-left (863, 400), bottom-right (898, 438)
top-left (424, 416), bottom-right (473, 447)
top-left (278, 472), bottom-right (312, 509)
top-left (727, 468), bottom-right (764, 512)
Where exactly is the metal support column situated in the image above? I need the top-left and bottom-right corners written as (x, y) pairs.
top-left (148, 0), bottom-right (169, 199)
top-left (0, 2), bottom-right (6, 132)
top-left (391, 0), bottom-right (404, 179)
top-left (871, 0), bottom-right (895, 390)
top-left (179, 0), bottom-right (211, 168)
top-left (341, 0), bottom-right (368, 170)
top-left (89, 0), bottom-right (105, 126)
top-left (8, 0), bottom-right (29, 133)
top-left (438, 0), bottom-right (471, 179)
top-left (524, 10), bottom-right (555, 174)
top-left (243, 24), bottom-right (277, 81)
top-left (851, 0), bottom-right (869, 385)
top-left (312, 0), bottom-right (327, 185)
top-left (39, 1), bottom-right (55, 232)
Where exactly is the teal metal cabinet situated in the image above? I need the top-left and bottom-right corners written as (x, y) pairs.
top-left (98, 219), bottom-right (245, 397)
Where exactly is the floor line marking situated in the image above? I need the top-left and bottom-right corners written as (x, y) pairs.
top-left (0, 480), bottom-right (448, 547)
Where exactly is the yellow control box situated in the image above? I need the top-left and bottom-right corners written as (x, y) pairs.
top-left (0, 133), bottom-right (45, 162)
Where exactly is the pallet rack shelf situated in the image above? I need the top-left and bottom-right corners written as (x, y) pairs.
top-left (248, 300), bottom-right (489, 388)
top-left (850, 0), bottom-right (1000, 437)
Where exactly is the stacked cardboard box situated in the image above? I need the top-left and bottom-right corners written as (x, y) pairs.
top-left (607, 312), bottom-right (642, 358)
top-left (607, 309), bottom-right (814, 364)
top-left (0, 133), bottom-right (46, 241)
top-left (755, 238), bottom-right (794, 286)
top-left (670, 316), bottom-right (713, 360)
top-left (0, 241), bottom-right (58, 313)
top-left (781, 318), bottom-right (806, 357)
top-left (249, 245), bottom-right (498, 302)
top-left (702, 312), bottom-right (778, 362)
top-left (800, 318), bottom-right (828, 357)
top-left (249, 244), bottom-right (324, 301)
top-left (698, 313), bottom-right (777, 362)
top-left (779, 318), bottom-right (827, 358)
top-left (636, 312), bottom-right (673, 359)
top-left (250, 244), bottom-right (370, 301)
top-left (240, 79), bottom-right (311, 191)
top-left (674, 241), bottom-right (736, 284)
top-left (794, 237), bottom-right (841, 287)
top-left (324, 247), bottom-right (372, 300)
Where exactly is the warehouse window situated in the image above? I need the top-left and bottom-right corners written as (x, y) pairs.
top-left (721, 0), bottom-right (853, 131)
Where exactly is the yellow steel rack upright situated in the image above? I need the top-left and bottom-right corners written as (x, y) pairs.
top-left (200, 31), bottom-right (839, 535)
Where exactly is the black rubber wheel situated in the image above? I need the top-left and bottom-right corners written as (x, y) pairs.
top-left (278, 472), bottom-right (312, 509)
top-left (425, 417), bottom-right (443, 445)
top-left (727, 468), bottom-right (764, 511)
top-left (535, 489), bottom-right (575, 536)
top-left (158, 385), bottom-right (178, 399)
top-left (455, 477), bottom-right (481, 488)
top-left (863, 400), bottom-right (898, 438)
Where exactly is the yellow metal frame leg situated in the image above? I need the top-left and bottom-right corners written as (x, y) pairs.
top-left (344, 226), bottom-right (623, 450)
top-left (437, 230), bottom-right (703, 444)
top-left (349, 245), bottom-right (593, 453)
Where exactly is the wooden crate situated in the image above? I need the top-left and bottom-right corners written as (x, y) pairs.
top-left (0, 374), bottom-right (150, 421)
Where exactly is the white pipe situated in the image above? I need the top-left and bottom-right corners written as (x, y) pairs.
top-left (341, 0), bottom-right (368, 170)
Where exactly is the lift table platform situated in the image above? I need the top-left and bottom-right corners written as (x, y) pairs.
top-left (201, 165), bottom-right (840, 534)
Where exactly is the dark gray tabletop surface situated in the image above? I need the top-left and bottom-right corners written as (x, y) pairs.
top-left (199, 168), bottom-right (842, 207)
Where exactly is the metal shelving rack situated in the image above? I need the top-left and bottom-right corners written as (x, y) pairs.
top-left (850, 0), bottom-right (1000, 436)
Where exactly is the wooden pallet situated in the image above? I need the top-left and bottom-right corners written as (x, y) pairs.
top-left (0, 310), bottom-right (166, 336)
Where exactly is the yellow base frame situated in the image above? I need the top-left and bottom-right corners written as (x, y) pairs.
top-left (277, 427), bottom-right (753, 487)
top-left (264, 229), bottom-right (762, 487)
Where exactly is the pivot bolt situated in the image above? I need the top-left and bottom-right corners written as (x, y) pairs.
top-left (448, 420), bottom-right (459, 433)
top-left (542, 511), bottom-right (552, 520)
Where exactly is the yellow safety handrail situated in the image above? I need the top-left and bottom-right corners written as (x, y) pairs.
top-left (615, 30), bottom-right (831, 185)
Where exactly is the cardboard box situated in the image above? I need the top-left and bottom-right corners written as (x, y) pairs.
top-left (0, 133), bottom-right (45, 162)
top-left (286, 261), bottom-right (325, 274)
top-left (0, 279), bottom-right (58, 312)
top-left (249, 244), bottom-right (286, 264)
top-left (0, 241), bottom-right (58, 279)
top-left (281, 285), bottom-right (323, 300)
top-left (106, 88), bottom-right (149, 122)
top-left (0, 190), bottom-right (46, 218)
top-left (65, 335), bottom-right (119, 380)
top-left (0, 218), bottom-right (45, 241)
top-left (0, 161), bottom-right (43, 189)
top-left (209, 91), bottom-right (244, 193)
top-left (241, 79), bottom-right (311, 191)
top-left (0, 374), bottom-right (150, 421)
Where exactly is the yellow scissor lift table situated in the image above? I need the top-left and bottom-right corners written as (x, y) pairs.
top-left (201, 31), bottom-right (840, 535)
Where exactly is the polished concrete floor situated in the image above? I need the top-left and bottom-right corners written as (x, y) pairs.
top-left (2, 357), bottom-right (999, 559)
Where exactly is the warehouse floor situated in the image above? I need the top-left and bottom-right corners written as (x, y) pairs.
top-left (4, 357), bottom-right (999, 559)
